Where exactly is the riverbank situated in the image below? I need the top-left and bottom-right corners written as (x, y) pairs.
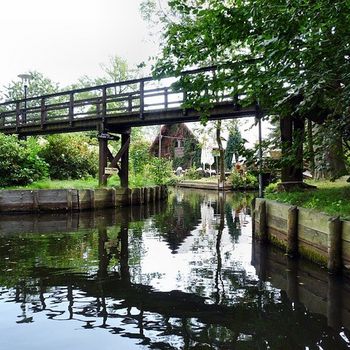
top-left (253, 197), bottom-right (350, 274)
top-left (265, 178), bottom-right (350, 220)
top-left (177, 175), bottom-right (258, 191)
top-left (0, 176), bottom-right (158, 191)
top-left (0, 186), bottom-right (168, 213)
top-left (177, 179), bottom-right (232, 191)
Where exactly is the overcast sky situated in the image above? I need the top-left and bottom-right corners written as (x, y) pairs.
top-left (0, 0), bottom-right (268, 145)
top-left (0, 0), bottom-right (157, 88)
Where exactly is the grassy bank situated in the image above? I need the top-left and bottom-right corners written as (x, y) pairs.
top-left (265, 179), bottom-right (350, 220)
top-left (0, 174), bottom-right (158, 190)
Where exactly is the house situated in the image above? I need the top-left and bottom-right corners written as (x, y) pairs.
top-left (150, 123), bottom-right (200, 169)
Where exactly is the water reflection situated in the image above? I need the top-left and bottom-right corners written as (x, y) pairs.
top-left (0, 189), bottom-right (350, 349)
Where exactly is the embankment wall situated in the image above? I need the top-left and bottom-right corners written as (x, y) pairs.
top-left (253, 198), bottom-right (350, 274)
top-left (0, 186), bottom-right (168, 213)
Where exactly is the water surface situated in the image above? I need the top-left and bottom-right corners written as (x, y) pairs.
top-left (0, 188), bottom-right (350, 349)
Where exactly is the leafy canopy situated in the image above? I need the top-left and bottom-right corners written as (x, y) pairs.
top-left (149, 0), bottom-right (350, 120)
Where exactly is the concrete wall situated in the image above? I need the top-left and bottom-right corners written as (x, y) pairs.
top-left (0, 186), bottom-right (168, 213)
top-left (254, 198), bottom-right (350, 273)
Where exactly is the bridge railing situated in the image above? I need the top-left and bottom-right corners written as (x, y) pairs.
top-left (0, 66), bottom-right (240, 131)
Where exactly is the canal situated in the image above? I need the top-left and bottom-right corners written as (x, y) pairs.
top-left (0, 188), bottom-right (350, 349)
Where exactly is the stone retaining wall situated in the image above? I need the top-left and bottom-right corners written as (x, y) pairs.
top-left (0, 186), bottom-right (168, 213)
top-left (253, 198), bottom-right (350, 274)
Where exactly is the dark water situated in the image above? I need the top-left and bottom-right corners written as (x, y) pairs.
top-left (1, 188), bottom-right (350, 350)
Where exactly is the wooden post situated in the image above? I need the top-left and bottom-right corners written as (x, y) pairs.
top-left (164, 87), bottom-right (168, 109)
top-left (128, 94), bottom-right (132, 112)
top-left (328, 216), bottom-right (342, 274)
top-left (139, 81), bottom-right (144, 119)
top-left (120, 131), bottom-right (130, 188)
top-left (286, 206), bottom-right (298, 257)
top-left (257, 200), bottom-right (267, 242)
top-left (102, 87), bottom-right (107, 125)
top-left (69, 93), bottom-right (74, 126)
top-left (40, 98), bottom-right (46, 128)
top-left (16, 101), bottom-right (21, 132)
top-left (98, 135), bottom-right (108, 186)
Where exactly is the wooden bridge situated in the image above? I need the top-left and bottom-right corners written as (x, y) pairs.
top-left (0, 66), bottom-right (259, 186)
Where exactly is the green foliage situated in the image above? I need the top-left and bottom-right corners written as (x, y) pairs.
top-left (152, 0), bottom-right (350, 117)
top-left (184, 166), bottom-right (201, 180)
top-left (264, 182), bottom-right (279, 194)
top-left (0, 135), bottom-right (48, 187)
top-left (146, 0), bottom-right (350, 179)
top-left (230, 170), bottom-right (258, 190)
top-left (130, 138), bottom-right (151, 175)
top-left (149, 157), bottom-right (174, 185)
top-left (225, 126), bottom-right (245, 170)
top-left (39, 134), bottom-right (98, 180)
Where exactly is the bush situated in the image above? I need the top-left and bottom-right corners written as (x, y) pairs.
top-left (39, 134), bottom-right (98, 180)
top-left (230, 170), bottom-right (258, 190)
top-left (130, 139), bottom-right (151, 175)
top-left (0, 135), bottom-right (48, 187)
top-left (148, 157), bottom-right (174, 185)
top-left (184, 166), bottom-right (201, 180)
top-left (265, 182), bottom-right (279, 194)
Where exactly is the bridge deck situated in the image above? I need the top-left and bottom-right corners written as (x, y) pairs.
top-left (0, 67), bottom-right (257, 136)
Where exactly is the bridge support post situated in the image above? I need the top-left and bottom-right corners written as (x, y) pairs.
top-left (98, 134), bottom-right (108, 186)
top-left (120, 131), bottom-right (130, 188)
top-left (98, 129), bottom-right (130, 188)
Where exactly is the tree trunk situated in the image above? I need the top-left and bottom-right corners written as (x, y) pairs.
top-left (279, 114), bottom-right (305, 190)
top-left (307, 119), bottom-right (315, 175)
top-left (216, 120), bottom-right (225, 183)
top-left (314, 126), bottom-right (347, 180)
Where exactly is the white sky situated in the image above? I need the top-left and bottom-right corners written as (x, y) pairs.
top-left (0, 0), bottom-right (269, 144)
top-left (0, 0), bottom-right (157, 88)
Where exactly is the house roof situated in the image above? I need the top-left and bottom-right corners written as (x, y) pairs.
top-left (150, 123), bottom-right (197, 151)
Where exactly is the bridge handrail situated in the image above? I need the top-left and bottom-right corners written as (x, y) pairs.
top-left (0, 65), bottom-right (221, 106)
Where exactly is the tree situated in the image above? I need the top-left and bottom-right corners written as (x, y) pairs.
top-left (225, 123), bottom-right (244, 170)
top-left (142, 0), bottom-right (350, 183)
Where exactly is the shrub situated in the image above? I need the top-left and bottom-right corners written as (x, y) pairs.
top-left (148, 157), bottom-right (174, 185)
top-left (265, 182), bottom-right (279, 194)
top-left (0, 135), bottom-right (48, 187)
top-left (130, 139), bottom-right (151, 175)
top-left (184, 166), bottom-right (201, 180)
top-left (230, 170), bottom-right (258, 190)
top-left (39, 134), bottom-right (98, 180)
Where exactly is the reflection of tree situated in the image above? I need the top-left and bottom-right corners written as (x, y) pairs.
top-left (1, 192), bottom-right (350, 349)
top-left (214, 195), bottom-right (225, 305)
top-left (151, 193), bottom-right (202, 253)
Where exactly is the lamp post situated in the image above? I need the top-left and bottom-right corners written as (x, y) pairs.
top-left (17, 73), bottom-right (31, 124)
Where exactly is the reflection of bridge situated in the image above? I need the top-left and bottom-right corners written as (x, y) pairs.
top-left (1, 191), bottom-right (349, 348)
top-left (0, 66), bottom-right (259, 186)
top-left (5, 226), bottom-right (348, 349)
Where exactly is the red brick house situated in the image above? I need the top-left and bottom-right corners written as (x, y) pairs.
top-left (150, 123), bottom-right (200, 169)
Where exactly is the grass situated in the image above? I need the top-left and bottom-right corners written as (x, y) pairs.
top-left (0, 174), bottom-right (158, 191)
top-left (265, 178), bottom-right (350, 220)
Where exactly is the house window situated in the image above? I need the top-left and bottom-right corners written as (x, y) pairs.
top-left (176, 139), bottom-right (184, 148)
